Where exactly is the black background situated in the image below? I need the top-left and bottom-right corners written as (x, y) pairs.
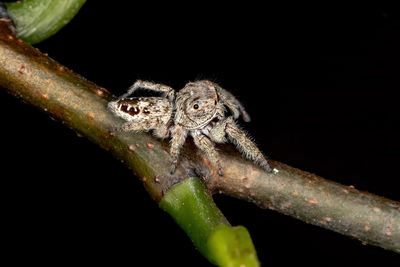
top-left (2, 2), bottom-right (400, 266)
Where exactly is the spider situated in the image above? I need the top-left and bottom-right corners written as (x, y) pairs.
top-left (108, 80), bottom-right (271, 175)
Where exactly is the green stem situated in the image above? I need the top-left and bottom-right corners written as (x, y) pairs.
top-left (6, 0), bottom-right (86, 44)
top-left (0, 22), bottom-right (260, 265)
top-left (0, 15), bottom-right (399, 258)
top-left (160, 178), bottom-right (259, 267)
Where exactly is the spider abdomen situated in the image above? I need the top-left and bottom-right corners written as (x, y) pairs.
top-left (110, 97), bottom-right (172, 124)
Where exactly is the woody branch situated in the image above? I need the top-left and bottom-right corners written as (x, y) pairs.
top-left (0, 22), bottom-right (399, 254)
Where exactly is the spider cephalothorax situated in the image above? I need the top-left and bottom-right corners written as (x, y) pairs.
top-left (175, 81), bottom-right (221, 129)
top-left (108, 80), bottom-right (271, 175)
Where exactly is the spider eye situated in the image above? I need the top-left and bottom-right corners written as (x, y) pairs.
top-left (193, 104), bottom-right (199, 109)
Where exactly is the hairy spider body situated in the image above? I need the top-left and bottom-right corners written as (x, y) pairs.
top-left (108, 80), bottom-right (271, 175)
top-left (108, 97), bottom-right (172, 138)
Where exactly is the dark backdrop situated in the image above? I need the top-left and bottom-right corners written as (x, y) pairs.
top-left (2, 2), bottom-right (400, 266)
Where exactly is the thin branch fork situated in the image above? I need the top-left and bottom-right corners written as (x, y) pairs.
top-left (0, 24), bottom-right (399, 253)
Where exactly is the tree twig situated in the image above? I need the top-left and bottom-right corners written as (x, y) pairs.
top-left (0, 22), bottom-right (399, 254)
top-left (0, 21), bottom-right (261, 266)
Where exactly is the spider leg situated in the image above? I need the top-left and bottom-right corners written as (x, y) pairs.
top-left (169, 124), bottom-right (188, 174)
top-left (152, 124), bottom-right (171, 139)
top-left (111, 121), bottom-right (155, 132)
top-left (208, 120), bottom-right (228, 143)
top-left (192, 133), bottom-right (223, 176)
top-left (111, 120), bottom-right (171, 140)
top-left (118, 80), bottom-right (175, 102)
top-left (212, 82), bottom-right (251, 122)
top-left (224, 117), bottom-right (271, 172)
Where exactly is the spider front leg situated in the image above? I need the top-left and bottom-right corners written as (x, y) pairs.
top-left (169, 124), bottom-right (188, 175)
top-left (222, 117), bottom-right (272, 172)
top-left (192, 133), bottom-right (224, 176)
top-left (212, 82), bottom-right (251, 122)
top-left (118, 80), bottom-right (175, 102)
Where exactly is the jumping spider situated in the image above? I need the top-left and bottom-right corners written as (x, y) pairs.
top-left (108, 80), bottom-right (271, 175)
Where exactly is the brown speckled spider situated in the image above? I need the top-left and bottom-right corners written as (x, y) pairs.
top-left (108, 80), bottom-right (271, 175)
